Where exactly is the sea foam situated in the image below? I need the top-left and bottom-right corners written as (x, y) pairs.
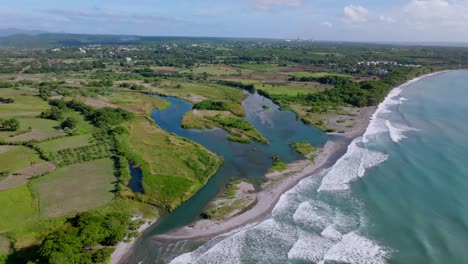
top-left (323, 232), bottom-right (389, 264)
top-left (318, 139), bottom-right (388, 192)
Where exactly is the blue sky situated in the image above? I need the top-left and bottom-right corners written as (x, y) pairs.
top-left (1, 0), bottom-right (467, 42)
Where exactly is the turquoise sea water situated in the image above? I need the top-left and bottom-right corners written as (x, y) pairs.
top-left (129, 71), bottom-right (468, 263)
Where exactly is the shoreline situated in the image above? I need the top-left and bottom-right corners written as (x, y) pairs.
top-left (110, 218), bottom-right (157, 264)
top-left (116, 70), bottom-right (449, 261)
top-left (150, 107), bottom-right (375, 243)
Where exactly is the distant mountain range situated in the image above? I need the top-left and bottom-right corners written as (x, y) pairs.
top-left (1, 28), bottom-right (468, 49)
top-left (0, 28), bottom-right (49, 37)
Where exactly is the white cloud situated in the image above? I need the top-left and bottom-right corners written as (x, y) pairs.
top-left (342, 5), bottom-right (369, 23)
top-left (379, 15), bottom-right (396, 23)
top-left (320, 21), bottom-right (333, 28)
top-left (251, 0), bottom-right (303, 10)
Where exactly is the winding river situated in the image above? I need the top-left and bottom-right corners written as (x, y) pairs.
top-left (125, 92), bottom-right (329, 263)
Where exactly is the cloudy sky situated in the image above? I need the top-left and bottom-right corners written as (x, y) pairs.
top-left (0, 0), bottom-right (467, 42)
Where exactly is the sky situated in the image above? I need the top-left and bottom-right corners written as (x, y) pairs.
top-left (1, 0), bottom-right (468, 42)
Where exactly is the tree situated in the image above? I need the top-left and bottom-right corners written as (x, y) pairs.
top-left (40, 107), bottom-right (63, 121)
top-left (0, 118), bottom-right (19, 131)
top-left (60, 117), bottom-right (77, 129)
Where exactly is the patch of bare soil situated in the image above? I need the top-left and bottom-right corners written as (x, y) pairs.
top-left (0, 162), bottom-right (56, 191)
top-left (7, 129), bottom-right (66, 142)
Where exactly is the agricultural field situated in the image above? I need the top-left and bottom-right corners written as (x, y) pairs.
top-left (288, 71), bottom-right (351, 78)
top-left (32, 158), bottom-right (116, 217)
top-left (0, 88), bottom-right (49, 118)
top-left (0, 146), bottom-right (42, 173)
top-left (37, 134), bottom-right (92, 152)
top-left (0, 35), bottom-right (458, 262)
top-left (0, 185), bottom-right (37, 233)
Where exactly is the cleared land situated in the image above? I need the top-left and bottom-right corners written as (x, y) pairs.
top-left (0, 162), bottom-right (56, 191)
top-left (32, 158), bottom-right (116, 218)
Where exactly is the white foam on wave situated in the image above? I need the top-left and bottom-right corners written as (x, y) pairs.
top-left (385, 120), bottom-right (407, 143)
top-left (293, 201), bottom-right (333, 230)
top-left (318, 139), bottom-right (388, 192)
top-left (287, 230), bottom-right (333, 262)
top-left (323, 231), bottom-right (389, 264)
top-left (363, 72), bottom-right (443, 143)
top-left (321, 224), bottom-right (343, 241)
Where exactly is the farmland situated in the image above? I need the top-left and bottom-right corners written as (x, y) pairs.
top-left (0, 35), bottom-right (465, 262)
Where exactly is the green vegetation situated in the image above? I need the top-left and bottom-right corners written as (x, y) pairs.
top-left (289, 72), bottom-right (351, 78)
top-left (0, 34), bottom-right (466, 262)
top-left (271, 155), bottom-right (287, 171)
top-left (0, 118), bottom-right (19, 131)
top-left (0, 146), bottom-right (42, 173)
top-left (117, 117), bottom-right (223, 211)
top-left (66, 100), bottom-right (134, 127)
top-left (32, 159), bottom-right (115, 218)
top-left (37, 134), bottom-right (92, 153)
top-left (0, 185), bottom-right (37, 233)
top-left (290, 141), bottom-right (317, 156)
top-left (207, 115), bottom-right (268, 144)
top-left (37, 212), bottom-right (129, 264)
top-left (193, 100), bottom-right (229, 111)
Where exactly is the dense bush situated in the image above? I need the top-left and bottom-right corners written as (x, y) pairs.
top-left (66, 100), bottom-right (133, 127)
top-left (0, 97), bottom-right (14, 103)
top-left (40, 106), bottom-right (63, 121)
top-left (0, 118), bottom-right (19, 131)
top-left (38, 212), bottom-right (131, 264)
top-left (215, 80), bottom-right (256, 93)
top-left (60, 117), bottom-right (78, 129)
top-left (193, 100), bottom-right (229, 111)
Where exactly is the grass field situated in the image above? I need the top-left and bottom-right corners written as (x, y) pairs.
top-left (0, 88), bottom-right (49, 118)
top-left (107, 91), bottom-right (170, 114)
top-left (233, 63), bottom-right (281, 72)
top-left (181, 65), bottom-right (251, 76)
top-left (290, 141), bottom-right (317, 155)
top-left (37, 134), bottom-right (92, 152)
top-left (159, 80), bottom-right (246, 116)
top-left (182, 110), bottom-right (268, 144)
top-left (0, 146), bottom-right (42, 173)
top-left (288, 71), bottom-right (351, 78)
top-left (32, 158), bottom-right (116, 218)
top-left (119, 117), bottom-right (223, 210)
top-left (0, 185), bottom-right (37, 233)
top-left (61, 109), bottom-right (95, 135)
top-left (0, 117), bottom-right (63, 142)
top-left (255, 83), bottom-right (324, 96)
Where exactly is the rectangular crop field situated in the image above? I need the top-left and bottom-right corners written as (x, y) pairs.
top-left (32, 158), bottom-right (115, 218)
top-left (0, 185), bottom-right (37, 233)
top-left (37, 134), bottom-right (92, 152)
top-left (0, 146), bottom-right (42, 173)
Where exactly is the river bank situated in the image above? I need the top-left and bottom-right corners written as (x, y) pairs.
top-left (116, 71), bottom-right (447, 263)
top-left (151, 105), bottom-right (375, 243)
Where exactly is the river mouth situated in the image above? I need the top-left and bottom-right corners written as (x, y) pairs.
top-left (126, 92), bottom-right (328, 263)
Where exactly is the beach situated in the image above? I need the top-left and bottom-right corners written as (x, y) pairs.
top-left (151, 107), bottom-right (375, 243)
top-left (115, 71), bottom-right (447, 263)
